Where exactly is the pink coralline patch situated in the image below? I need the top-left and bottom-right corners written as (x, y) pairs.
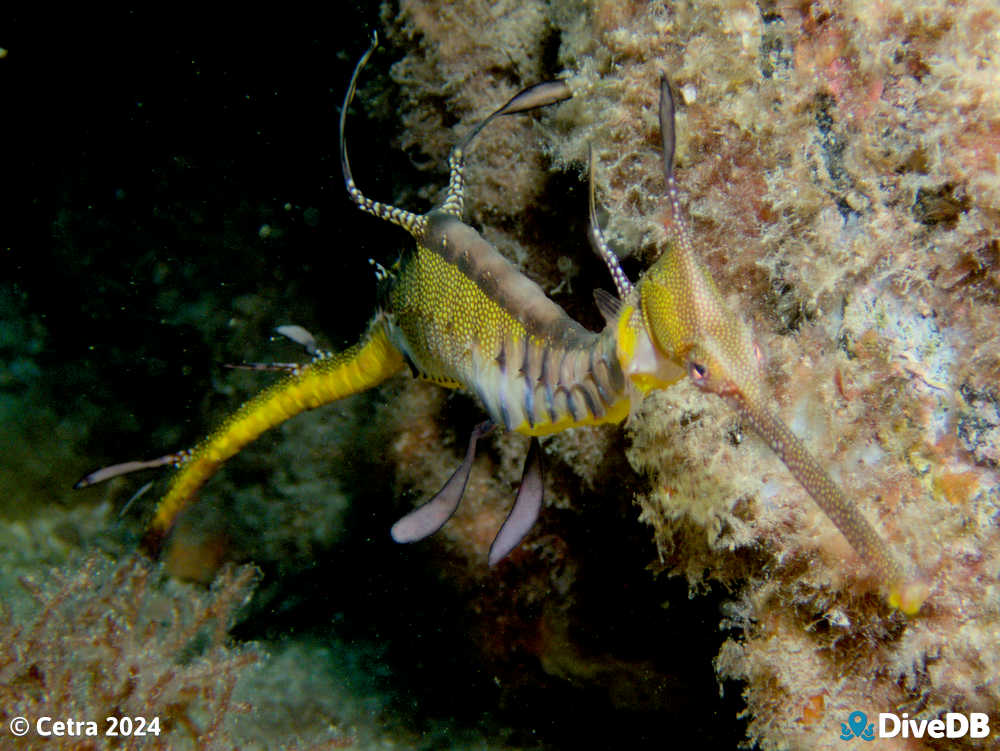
top-left (790, 12), bottom-right (887, 122)
top-left (952, 120), bottom-right (1000, 183)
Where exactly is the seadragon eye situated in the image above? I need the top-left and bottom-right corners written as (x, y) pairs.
top-left (688, 358), bottom-right (709, 386)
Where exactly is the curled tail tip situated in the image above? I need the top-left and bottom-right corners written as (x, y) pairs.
top-left (888, 576), bottom-right (931, 616)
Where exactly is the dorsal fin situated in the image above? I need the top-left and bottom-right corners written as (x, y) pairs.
top-left (593, 288), bottom-right (622, 324)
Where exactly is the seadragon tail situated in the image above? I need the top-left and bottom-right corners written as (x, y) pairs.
top-left (141, 320), bottom-right (404, 549)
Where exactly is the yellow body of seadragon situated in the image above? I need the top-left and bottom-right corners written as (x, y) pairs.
top-left (78, 34), bottom-right (928, 614)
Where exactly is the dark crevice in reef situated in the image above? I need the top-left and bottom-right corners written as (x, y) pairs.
top-left (233, 475), bottom-right (746, 749)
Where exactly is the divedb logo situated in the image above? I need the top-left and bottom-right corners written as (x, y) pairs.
top-left (840, 710), bottom-right (991, 741)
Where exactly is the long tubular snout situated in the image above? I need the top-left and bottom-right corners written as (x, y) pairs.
top-left (733, 394), bottom-right (929, 614)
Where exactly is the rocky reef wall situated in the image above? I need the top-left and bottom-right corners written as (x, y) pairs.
top-left (383, 0), bottom-right (1000, 748)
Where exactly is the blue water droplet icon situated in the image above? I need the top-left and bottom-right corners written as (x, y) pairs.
top-left (848, 711), bottom-right (868, 738)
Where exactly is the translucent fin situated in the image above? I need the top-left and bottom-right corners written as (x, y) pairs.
top-left (593, 288), bottom-right (623, 324)
top-left (118, 480), bottom-right (154, 518)
top-left (488, 436), bottom-right (544, 566)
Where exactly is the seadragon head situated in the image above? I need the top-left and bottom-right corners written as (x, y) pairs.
top-left (624, 77), bottom-right (929, 614)
top-left (639, 231), bottom-right (764, 409)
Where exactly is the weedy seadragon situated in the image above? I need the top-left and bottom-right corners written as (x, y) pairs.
top-left (78, 33), bottom-right (928, 614)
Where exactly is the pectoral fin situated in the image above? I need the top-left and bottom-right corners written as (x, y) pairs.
top-left (488, 437), bottom-right (544, 566)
